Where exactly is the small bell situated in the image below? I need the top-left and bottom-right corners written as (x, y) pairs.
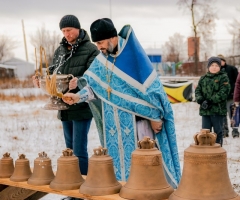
top-left (0, 152), bottom-right (14, 178)
top-left (80, 146), bottom-right (122, 195)
top-left (27, 151), bottom-right (55, 185)
top-left (10, 154), bottom-right (32, 182)
top-left (50, 148), bottom-right (84, 190)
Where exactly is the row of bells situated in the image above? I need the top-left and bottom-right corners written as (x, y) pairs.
top-left (0, 130), bottom-right (240, 200)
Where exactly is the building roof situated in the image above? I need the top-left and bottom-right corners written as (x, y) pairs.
top-left (0, 64), bottom-right (16, 69)
top-left (144, 48), bottom-right (162, 55)
top-left (3, 57), bottom-right (34, 67)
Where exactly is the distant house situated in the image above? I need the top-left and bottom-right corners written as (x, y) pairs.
top-left (1, 58), bottom-right (35, 79)
top-left (0, 63), bottom-right (16, 78)
top-left (145, 48), bottom-right (162, 63)
top-left (144, 48), bottom-right (162, 74)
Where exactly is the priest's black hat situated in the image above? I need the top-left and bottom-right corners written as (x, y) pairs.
top-left (90, 18), bottom-right (117, 42)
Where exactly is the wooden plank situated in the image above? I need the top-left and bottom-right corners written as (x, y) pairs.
top-left (0, 178), bottom-right (125, 200)
top-left (0, 184), bottom-right (8, 192)
top-left (0, 186), bottom-right (37, 200)
top-left (25, 191), bottom-right (48, 200)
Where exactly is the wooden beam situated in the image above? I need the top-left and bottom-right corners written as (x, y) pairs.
top-left (0, 178), bottom-right (126, 200)
top-left (0, 186), bottom-right (36, 200)
top-left (0, 184), bottom-right (8, 192)
top-left (25, 191), bottom-right (48, 200)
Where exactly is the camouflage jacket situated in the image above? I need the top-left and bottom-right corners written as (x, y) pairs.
top-left (195, 71), bottom-right (230, 116)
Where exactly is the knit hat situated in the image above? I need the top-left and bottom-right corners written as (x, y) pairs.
top-left (207, 57), bottom-right (221, 68)
top-left (59, 15), bottom-right (80, 30)
top-left (217, 54), bottom-right (226, 62)
top-left (90, 18), bottom-right (117, 42)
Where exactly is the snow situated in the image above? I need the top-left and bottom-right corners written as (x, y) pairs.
top-left (0, 88), bottom-right (239, 199)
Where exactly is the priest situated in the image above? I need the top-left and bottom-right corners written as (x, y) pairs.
top-left (63, 18), bottom-right (181, 188)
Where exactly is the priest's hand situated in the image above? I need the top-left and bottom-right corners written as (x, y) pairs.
top-left (62, 93), bottom-right (80, 105)
top-left (150, 120), bottom-right (163, 134)
top-left (32, 75), bottom-right (40, 88)
top-left (69, 77), bottom-right (78, 90)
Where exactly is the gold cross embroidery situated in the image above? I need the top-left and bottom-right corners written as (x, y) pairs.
top-left (105, 52), bottom-right (118, 100)
top-left (107, 86), bottom-right (112, 100)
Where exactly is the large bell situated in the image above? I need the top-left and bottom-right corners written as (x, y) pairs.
top-left (0, 152), bottom-right (14, 178)
top-left (27, 152), bottom-right (55, 185)
top-left (10, 154), bottom-right (32, 182)
top-left (50, 148), bottom-right (84, 190)
top-left (119, 136), bottom-right (174, 200)
top-left (80, 146), bottom-right (122, 195)
top-left (169, 129), bottom-right (240, 200)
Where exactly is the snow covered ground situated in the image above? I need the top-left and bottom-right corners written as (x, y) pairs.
top-left (0, 88), bottom-right (239, 199)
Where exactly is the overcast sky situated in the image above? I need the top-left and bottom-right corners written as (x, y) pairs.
top-left (0, 0), bottom-right (239, 63)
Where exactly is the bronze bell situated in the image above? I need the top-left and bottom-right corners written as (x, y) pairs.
top-left (50, 148), bottom-right (84, 190)
top-left (119, 136), bottom-right (174, 200)
top-left (169, 129), bottom-right (240, 200)
top-left (80, 146), bottom-right (122, 196)
top-left (27, 151), bottom-right (55, 185)
top-left (0, 152), bottom-right (14, 178)
top-left (10, 154), bottom-right (32, 182)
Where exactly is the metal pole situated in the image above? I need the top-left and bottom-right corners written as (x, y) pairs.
top-left (21, 19), bottom-right (28, 62)
top-left (109, 0), bottom-right (112, 19)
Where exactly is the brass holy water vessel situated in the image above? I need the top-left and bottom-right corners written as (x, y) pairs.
top-left (50, 148), bottom-right (84, 190)
top-left (80, 146), bottom-right (122, 196)
top-left (40, 74), bottom-right (73, 110)
top-left (169, 129), bottom-right (240, 200)
top-left (0, 152), bottom-right (14, 178)
top-left (10, 154), bottom-right (32, 182)
top-left (27, 151), bottom-right (55, 185)
top-left (119, 136), bottom-right (174, 200)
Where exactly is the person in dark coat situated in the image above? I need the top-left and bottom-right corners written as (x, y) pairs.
top-left (195, 57), bottom-right (230, 146)
top-left (233, 72), bottom-right (240, 138)
top-left (218, 54), bottom-right (239, 138)
top-left (32, 15), bottom-right (99, 197)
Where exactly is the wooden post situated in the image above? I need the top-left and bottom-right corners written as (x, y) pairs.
top-left (22, 19), bottom-right (29, 62)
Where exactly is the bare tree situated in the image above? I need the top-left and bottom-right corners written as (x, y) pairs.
top-left (227, 7), bottom-right (240, 66)
top-left (162, 33), bottom-right (186, 62)
top-left (178, 0), bottom-right (217, 75)
top-left (30, 25), bottom-right (61, 68)
top-left (0, 35), bottom-right (19, 63)
top-left (228, 19), bottom-right (240, 56)
top-left (236, 7), bottom-right (240, 56)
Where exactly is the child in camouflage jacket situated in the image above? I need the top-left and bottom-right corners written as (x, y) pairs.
top-left (195, 57), bottom-right (230, 146)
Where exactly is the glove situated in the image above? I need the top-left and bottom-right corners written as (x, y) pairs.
top-left (197, 98), bottom-right (204, 104)
top-left (201, 100), bottom-right (212, 110)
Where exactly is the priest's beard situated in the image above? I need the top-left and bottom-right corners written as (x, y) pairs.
top-left (102, 40), bottom-right (115, 56)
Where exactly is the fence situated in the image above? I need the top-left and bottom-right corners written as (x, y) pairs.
top-left (155, 61), bottom-right (207, 76)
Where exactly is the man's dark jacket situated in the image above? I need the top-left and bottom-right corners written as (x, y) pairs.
top-left (221, 63), bottom-right (238, 100)
top-left (49, 29), bottom-right (99, 121)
